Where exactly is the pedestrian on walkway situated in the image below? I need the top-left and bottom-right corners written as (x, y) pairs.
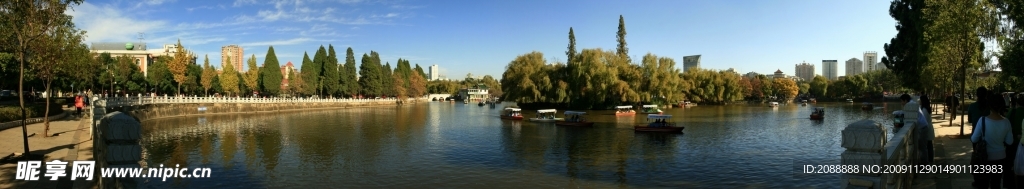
top-left (972, 93), bottom-right (1014, 189)
top-left (970, 87), bottom-right (989, 130)
top-left (920, 95), bottom-right (935, 164)
top-left (74, 94), bottom-right (84, 116)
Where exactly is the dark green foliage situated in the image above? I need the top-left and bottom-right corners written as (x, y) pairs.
top-left (342, 47), bottom-right (359, 97)
top-left (616, 15), bottom-right (629, 63)
top-left (359, 52), bottom-right (383, 97)
top-left (325, 45), bottom-right (340, 96)
top-left (300, 52), bottom-right (317, 95)
top-left (881, 0), bottom-right (926, 91)
top-left (414, 64), bottom-right (426, 80)
top-left (382, 62), bottom-right (393, 96)
top-left (260, 46), bottom-right (283, 95)
top-left (567, 27), bottom-right (577, 63)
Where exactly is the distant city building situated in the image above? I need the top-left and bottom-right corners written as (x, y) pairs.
top-left (874, 62), bottom-right (887, 71)
top-left (863, 51), bottom-right (878, 72)
top-left (683, 55), bottom-right (701, 72)
top-left (90, 42), bottom-right (154, 77)
top-left (795, 61), bottom-right (815, 81)
top-left (822, 60), bottom-right (838, 80)
top-left (773, 69), bottom-right (785, 79)
top-left (430, 64), bottom-right (439, 81)
top-left (838, 76), bottom-right (847, 80)
top-left (744, 71), bottom-right (760, 78)
top-left (221, 45), bottom-right (244, 71)
top-left (845, 58), bottom-right (863, 76)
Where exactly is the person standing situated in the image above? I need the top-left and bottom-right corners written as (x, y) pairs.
top-left (74, 94), bottom-right (84, 117)
top-left (972, 93), bottom-right (1014, 189)
top-left (902, 94), bottom-right (934, 164)
top-left (1005, 95), bottom-right (1024, 188)
top-left (970, 87), bottom-right (989, 130)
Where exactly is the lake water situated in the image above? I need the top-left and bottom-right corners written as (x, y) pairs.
top-left (138, 101), bottom-right (906, 188)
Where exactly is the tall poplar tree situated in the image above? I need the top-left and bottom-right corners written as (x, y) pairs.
top-left (616, 15), bottom-right (630, 63)
top-left (220, 56), bottom-right (240, 96)
top-left (567, 27), bottom-right (577, 63)
top-left (325, 45), bottom-right (340, 96)
top-left (201, 55), bottom-right (216, 96)
top-left (359, 52), bottom-right (383, 97)
top-left (300, 52), bottom-right (317, 95)
top-left (169, 39), bottom-right (190, 95)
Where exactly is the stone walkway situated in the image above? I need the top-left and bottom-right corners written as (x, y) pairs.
top-left (911, 105), bottom-right (982, 189)
top-left (0, 109), bottom-right (95, 189)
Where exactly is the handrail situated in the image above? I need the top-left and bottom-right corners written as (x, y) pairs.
top-left (95, 95), bottom-right (426, 107)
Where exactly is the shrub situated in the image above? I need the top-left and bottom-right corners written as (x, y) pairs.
top-left (0, 103), bottom-right (65, 123)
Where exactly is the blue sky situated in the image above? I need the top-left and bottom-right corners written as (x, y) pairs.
top-left (69, 0), bottom-right (903, 79)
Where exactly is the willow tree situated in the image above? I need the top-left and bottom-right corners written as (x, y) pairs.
top-left (809, 75), bottom-right (829, 97)
top-left (500, 52), bottom-right (547, 103)
top-left (567, 49), bottom-right (617, 109)
top-left (640, 53), bottom-right (683, 105)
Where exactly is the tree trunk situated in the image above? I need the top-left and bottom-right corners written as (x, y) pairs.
top-left (17, 41), bottom-right (30, 155)
top-left (43, 79), bottom-right (51, 137)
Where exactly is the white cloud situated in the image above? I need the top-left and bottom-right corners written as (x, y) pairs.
top-left (239, 38), bottom-right (314, 47)
top-left (385, 13), bottom-right (399, 18)
top-left (233, 0), bottom-right (259, 7)
top-left (67, 2), bottom-right (168, 43)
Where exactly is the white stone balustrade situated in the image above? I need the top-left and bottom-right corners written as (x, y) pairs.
top-left (94, 95), bottom-right (426, 107)
top-left (840, 101), bottom-right (922, 189)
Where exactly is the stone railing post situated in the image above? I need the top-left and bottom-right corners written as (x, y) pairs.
top-left (841, 120), bottom-right (887, 189)
top-left (96, 112), bottom-right (142, 189)
top-left (903, 101), bottom-right (921, 165)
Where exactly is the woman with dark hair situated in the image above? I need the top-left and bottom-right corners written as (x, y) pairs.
top-left (921, 95), bottom-right (932, 114)
top-left (972, 93), bottom-right (1014, 189)
top-left (919, 95), bottom-right (935, 164)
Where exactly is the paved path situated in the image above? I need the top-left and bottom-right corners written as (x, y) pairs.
top-left (911, 104), bottom-right (980, 189)
top-left (0, 109), bottom-right (95, 189)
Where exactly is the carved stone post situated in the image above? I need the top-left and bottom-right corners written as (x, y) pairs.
top-left (841, 120), bottom-right (887, 189)
top-left (97, 112), bottom-right (142, 189)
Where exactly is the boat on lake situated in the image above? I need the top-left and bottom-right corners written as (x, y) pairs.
top-left (640, 105), bottom-right (663, 114)
top-left (769, 102), bottom-right (779, 107)
top-left (500, 108), bottom-right (523, 120)
top-left (810, 107), bottom-right (824, 120)
top-left (846, 99), bottom-right (853, 103)
top-left (529, 109), bottom-right (564, 122)
top-left (861, 103), bottom-right (874, 111)
top-left (478, 101), bottom-right (485, 106)
top-left (614, 105), bottom-right (635, 116)
top-left (556, 111), bottom-right (594, 127)
top-left (634, 114), bottom-right (684, 133)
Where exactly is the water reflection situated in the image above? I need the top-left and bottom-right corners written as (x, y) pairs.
top-left (138, 102), bottom-right (904, 188)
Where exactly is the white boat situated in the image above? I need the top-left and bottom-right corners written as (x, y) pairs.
top-left (769, 102), bottom-right (779, 107)
top-left (640, 105), bottom-right (663, 114)
top-left (557, 111), bottom-right (594, 126)
top-left (529, 109), bottom-right (564, 122)
top-left (615, 105), bottom-right (635, 116)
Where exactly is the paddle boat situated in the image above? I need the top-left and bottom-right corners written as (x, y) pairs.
top-left (556, 111), bottom-right (595, 127)
top-left (810, 107), bottom-right (824, 120)
top-left (810, 98), bottom-right (817, 103)
top-left (529, 109), bottom-right (564, 122)
top-left (861, 102), bottom-right (874, 111)
top-left (501, 108), bottom-right (524, 120)
top-left (640, 105), bottom-right (663, 114)
top-left (846, 99), bottom-right (853, 103)
top-left (478, 101), bottom-right (485, 106)
top-left (614, 105), bottom-right (636, 116)
top-left (769, 102), bottom-right (779, 107)
top-left (634, 114), bottom-right (684, 133)
top-left (801, 100), bottom-right (808, 106)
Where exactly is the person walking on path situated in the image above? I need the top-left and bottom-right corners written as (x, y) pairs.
top-left (971, 93), bottom-right (1014, 189)
top-left (902, 94), bottom-right (935, 164)
top-left (969, 87), bottom-right (989, 131)
top-left (74, 94), bottom-right (84, 117)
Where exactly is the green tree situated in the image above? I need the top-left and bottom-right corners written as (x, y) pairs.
top-left (382, 62), bottom-right (394, 96)
top-left (500, 52), bottom-right (547, 103)
top-left (0, 0), bottom-right (83, 153)
top-left (414, 64), bottom-right (427, 81)
top-left (325, 45), bottom-right (340, 96)
top-left (566, 27), bottom-right (577, 63)
top-left (921, 0), bottom-right (986, 96)
top-left (287, 70), bottom-right (306, 97)
top-left (809, 75), bottom-right (829, 97)
top-left (342, 47), bottom-right (359, 97)
top-left (300, 52), bottom-right (318, 95)
top-left (185, 63), bottom-right (203, 96)
top-left (359, 52), bottom-right (383, 97)
top-left (616, 15), bottom-right (629, 62)
top-left (260, 46), bottom-right (284, 95)
top-left (798, 82), bottom-right (810, 95)
top-left (220, 56), bottom-right (240, 96)
top-left (30, 22), bottom-right (84, 137)
top-left (567, 49), bottom-right (617, 109)
top-left (148, 56), bottom-right (172, 94)
top-left (243, 54), bottom-right (260, 95)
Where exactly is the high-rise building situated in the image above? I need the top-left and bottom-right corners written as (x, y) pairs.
top-left (429, 64), bottom-right (439, 81)
top-left (683, 55), bottom-right (701, 72)
top-left (795, 61), bottom-right (815, 81)
top-left (221, 45), bottom-right (244, 71)
top-left (845, 58), bottom-right (863, 76)
top-left (863, 51), bottom-right (877, 72)
top-left (822, 60), bottom-right (838, 80)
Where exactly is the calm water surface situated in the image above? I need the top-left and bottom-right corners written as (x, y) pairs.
top-left (139, 101), bottom-right (906, 188)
